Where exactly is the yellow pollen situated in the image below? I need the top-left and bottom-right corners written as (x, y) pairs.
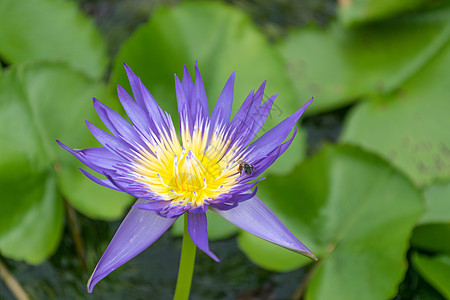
top-left (133, 122), bottom-right (240, 207)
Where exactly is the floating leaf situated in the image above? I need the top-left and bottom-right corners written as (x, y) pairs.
top-left (421, 182), bottom-right (450, 224)
top-left (111, 1), bottom-right (307, 175)
top-left (0, 0), bottom-right (108, 79)
top-left (411, 182), bottom-right (450, 252)
top-left (0, 63), bottom-right (131, 263)
top-left (411, 224), bottom-right (450, 253)
top-left (0, 172), bottom-right (63, 264)
top-left (277, 6), bottom-right (450, 114)
top-left (341, 39), bottom-right (450, 188)
top-left (238, 145), bottom-right (423, 300)
top-left (412, 252), bottom-right (450, 299)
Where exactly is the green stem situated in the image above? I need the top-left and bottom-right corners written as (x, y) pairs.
top-left (173, 214), bottom-right (196, 300)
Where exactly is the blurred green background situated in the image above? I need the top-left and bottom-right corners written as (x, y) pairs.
top-left (0, 0), bottom-right (449, 299)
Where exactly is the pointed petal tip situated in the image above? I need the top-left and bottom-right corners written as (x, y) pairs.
top-left (116, 84), bottom-right (125, 94)
top-left (293, 96), bottom-right (315, 118)
top-left (194, 61), bottom-right (201, 73)
top-left (56, 139), bottom-right (70, 151)
top-left (207, 251), bottom-right (220, 262)
top-left (174, 73), bottom-right (181, 82)
top-left (92, 98), bottom-right (102, 109)
top-left (212, 196), bottom-right (317, 262)
top-left (309, 252), bottom-right (318, 261)
top-left (282, 238), bottom-right (318, 262)
top-left (123, 63), bottom-right (135, 75)
top-left (300, 249), bottom-right (318, 261)
top-left (87, 274), bottom-right (94, 293)
top-left (86, 269), bottom-right (108, 294)
top-left (123, 64), bottom-right (140, 82)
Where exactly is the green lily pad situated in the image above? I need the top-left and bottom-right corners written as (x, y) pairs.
top-left (0, 171), bottom-right (63, 265)
top-left (411, 182), bottom-right (450, 252)
top-left (111, 1), bottom-right (307, 175)
top-left (277, 6), bottom-right (450, 114)
top-left (238, 145), bottom-right (423, 300)
top-left (341, 38), bottom-right (450, 188)
top-left (412, 252), bottom-right (450, 299)
top-left (338, 0), bottom-right (430, 26)
top-left (0, 67), bottom-right (63, 263)
top-left (421, 182), bottom-right (450, 224)
top-left (411, 224), bottom-right (450, 253)
top-left (0, 63), bottom-right (131, 263)
top-left (0, 0), bottom-right (108, 79)
top-left (0, 65), bottom-right (61, 264)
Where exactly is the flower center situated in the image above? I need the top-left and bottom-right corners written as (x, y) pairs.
top-left (132, 118), bottom-right (240, 207)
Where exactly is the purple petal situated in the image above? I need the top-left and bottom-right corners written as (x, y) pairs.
top-left (210, 195), bottom-right (317, 260)
top-left (79, 168), bottom-right (122, 192)
top-left (248, 127), bottom-right (298, 179)
top-left (253, 80), bottom-right (266, 108)
top-left (57, 140), bottom-right (120, 174)
top-left (92, 98), bottom-right (122, 136)
top-left (175, 74), bottom-right (191, 130)
top-left (75, 147), bottom-right (122, 170)
top-left (87, 199), bottom-right (177, 292)
top-left (123, 64), bottom-right (169, 132)
top-left (103, 174), bottom-right (147, 198)
top-left (182, 66), bottom-right (200, 123)
top-left (210, 188), bottom-right (258, 211)
top-left (230, 89), bottom-right (254, 128)
top-left (193, 62), bottom-right (209, 118)
top-left (85, 121), bottom-right (130, 153)
top-left (139, 79), bottom-right (168, 131)
top-left (124, 63), bottom-right (146, 110)
top-left (182, 65), bottom-right (194, 101)
top-left (247, 98), bottom-right (313, 161)
top-left (244, 94), bottom-right (277, 144)
top-left (92, 98), bottom-right (142, 142)
top-left (210, 72), bottom-right (235, 124)
top-left (230, 187), bottom-right (259, 203)
top-left (117, 85), bottom-right (153, 134)
top-left (133, 200), bottom-right (172, 211)
top-left (230, 81), bottom-right (271, 143)
top-left (187, 212), bottom-right (220, 262)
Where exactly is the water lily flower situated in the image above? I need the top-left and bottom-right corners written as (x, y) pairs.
top-left (58, 63), bottom-right (316, 293)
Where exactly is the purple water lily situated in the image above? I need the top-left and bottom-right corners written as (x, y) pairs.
top-left (58, 63), bottom-right (316, 292)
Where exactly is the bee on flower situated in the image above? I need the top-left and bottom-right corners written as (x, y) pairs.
top-left (58, 62), bottom-right (316, 293)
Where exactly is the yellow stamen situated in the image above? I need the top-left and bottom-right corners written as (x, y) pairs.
top-left (133, 121), bottom-right (240, 207)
